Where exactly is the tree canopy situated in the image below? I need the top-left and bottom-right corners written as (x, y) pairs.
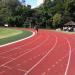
top-left (0, 0), bottom-right (32, 27)
top-left (0, 0), bottom-right (75, 28)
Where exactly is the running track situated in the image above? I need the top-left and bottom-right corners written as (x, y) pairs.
top-left (0, 28), bottom-right (75, 75)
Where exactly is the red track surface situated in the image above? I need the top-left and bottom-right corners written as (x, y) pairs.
top-left (0, 29), bottom-right (75, 75)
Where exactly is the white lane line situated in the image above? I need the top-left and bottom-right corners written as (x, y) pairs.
top-left (21, 52), bottom-right (46, 65)
top-left (24, 35), bottom-right (58, 75)
top-left (2, 56), bottom-right (14, 60)
top-left (18, 68), bottom-right (26, 72)
top-left (0, 33), bottom-right (41, 55)
top-left (3, 65), bottom-right (12, 70)
top-left (21, 51), bottom-right (46, 65)
top-left (0, 34), bottom-right (49, 67)
top-left (64, 38), bottom-right (71, 75)
top-left (0, 31), bottom-right (35, 47)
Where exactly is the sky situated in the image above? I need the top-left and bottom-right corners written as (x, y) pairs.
top-left (20, 0), bottom-right (44, 8)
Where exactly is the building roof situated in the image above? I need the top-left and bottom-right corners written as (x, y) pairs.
top-left (64, 21), bottom-right (75, 26)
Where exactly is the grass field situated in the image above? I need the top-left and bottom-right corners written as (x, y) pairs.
top-left (0, 28), bottom-right (22, 39)
top-left (0, 28), bottom-right (32, 45)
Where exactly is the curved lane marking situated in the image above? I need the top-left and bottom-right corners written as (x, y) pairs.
top-left (0, 31), bottom-right (35, 47)
top-left (24, 35), bottom-right (58, 75)
top-left (0, 33), bottom-right (50, 67)
top-left (64, 37), bottom-right (71, 75)
top-left (0, 32), bottom-right (41, 55)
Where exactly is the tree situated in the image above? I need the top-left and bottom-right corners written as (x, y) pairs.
top-left (0, 0), bottom-right (28, 27)
top-left (53, 13), bottom-right (62, 28)
top-left (68, 0), bottom-right (75, 21)
top-left (0, 0), bottom-right (21, 25)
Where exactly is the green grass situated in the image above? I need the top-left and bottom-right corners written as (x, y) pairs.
top-left (0, 28), bottom-right (32, 45)
top-left (0, 28), bottom-right (22, 39)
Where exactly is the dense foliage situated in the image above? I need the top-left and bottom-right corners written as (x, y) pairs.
top-left (0, 0), bottom-right (75, 28)
top-left (40, 0), bottom-right (75, 28)
top-left (0, 0), bottom-right (32, 27)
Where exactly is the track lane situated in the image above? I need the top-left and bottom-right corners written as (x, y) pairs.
top-left (0, 29), bottom-right (75, 75)
top-left (0, 30), bottom-right (50, 66)
top-left (0, 34), bottom-right (45, 58)
top-left (0, 29), bottom-right (54, 74)
top-left (63, 34), bottom-right (75, 75)
top-left (23, 32), bottom-right (70, 75)
top-left (0, 29), bottom-right (39, 53)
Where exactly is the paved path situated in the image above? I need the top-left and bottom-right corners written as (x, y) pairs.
top-left (0, 29), bottom-right (75, 75)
